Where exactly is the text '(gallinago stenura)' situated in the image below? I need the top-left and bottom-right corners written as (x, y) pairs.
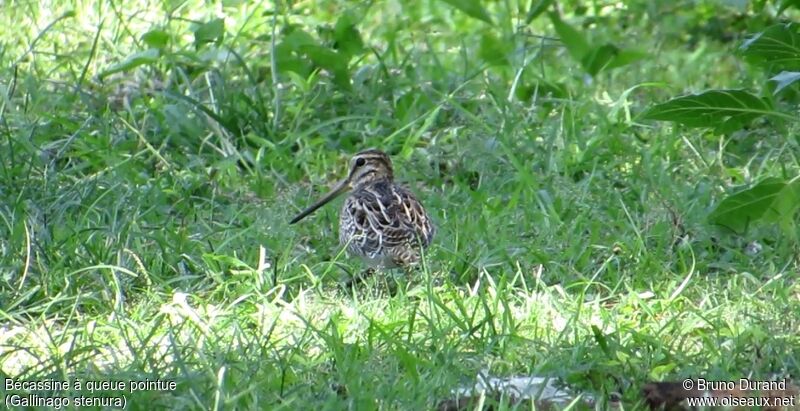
top-left (289, 149), bottom-right (435, 269)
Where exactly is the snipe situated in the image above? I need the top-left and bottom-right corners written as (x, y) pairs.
top-left (290, 149), bottom-right (435, 269)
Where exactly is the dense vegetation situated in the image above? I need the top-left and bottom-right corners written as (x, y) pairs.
top-left (1, 0), bottom-right (799, 409)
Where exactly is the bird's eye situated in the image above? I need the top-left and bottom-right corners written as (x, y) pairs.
top-left (355, 158), bottom-right (366, 167)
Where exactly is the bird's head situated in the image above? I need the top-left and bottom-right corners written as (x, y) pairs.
top-left (289, 149), bottom-right (394, 224)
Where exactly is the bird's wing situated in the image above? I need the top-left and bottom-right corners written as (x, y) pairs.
top-left (392, 185), bottom-right (435, 247)
top-left (342, 184), bottom-right (434, 257)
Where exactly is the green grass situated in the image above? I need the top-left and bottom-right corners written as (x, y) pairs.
top-left (1, 0), bottom-right (799, 410)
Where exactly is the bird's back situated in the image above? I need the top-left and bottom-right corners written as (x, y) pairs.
top-left (339, 180), bottom-right (434, 268)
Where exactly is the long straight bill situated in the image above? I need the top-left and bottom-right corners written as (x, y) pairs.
top-left (289, 180), bottom-right (348, 224)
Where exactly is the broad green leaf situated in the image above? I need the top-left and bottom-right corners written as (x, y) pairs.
top-left (649, 363), bottom-right (677, 381)
top-left (98, 48), bottom-right (160, 79)
top-left (769, 71), bottom-right (800, 94)
top-left (141, 30), bottom-right (169, 49)
top-left (514, 78), bottom-right (569, 101)
top-left (581, 44), bottom-right (647, 76)
top-left (278, 28), bottom-right (351, 90)
top-left (283, 28), bottom-right (320, 48)
top-left (581, 44), bottom-right (619, 75)
top-left (193, 18), bottom-right (225, 47)
top-left (549, 12), bottom-right (589, 62)
top-left (479, 33), bottom-right (511, 66)
top-left (304, 46), bottom-right (351, 89)
top-left (708, 177), bottom-right (788, 232)
top-left (777, 0), bottom-right (800, 14)
top-left (334, 13), bottom-right (365, 57)
top-left (607, 49), bottom-right (649, 70)
top-left (763, 178), bottom-right (800, 232)
top-left (641, 90), bottom-right (775, 130)
top-left (525, 0), bottom-right (554, 24)
top-left (740, 23), bottom-right (800, 71)
top-left (591, 325), bottom-right (610, 356)
top-left (274, 42), bottom-right (313, 76)
top-left (202, 253), bottom-right (251, 269)
top-left (439, 0), bottom-right (493, 25)
top-left (548, 13), bottom-right (644, 76)
top-left (715, 115), bottom-right (758, 134)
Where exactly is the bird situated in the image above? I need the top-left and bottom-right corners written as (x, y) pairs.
top-left (289, 149), bottom-right (435, 270)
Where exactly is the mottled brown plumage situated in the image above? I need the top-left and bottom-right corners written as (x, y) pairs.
top-left (290, 149), bottom-right (435, 268)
